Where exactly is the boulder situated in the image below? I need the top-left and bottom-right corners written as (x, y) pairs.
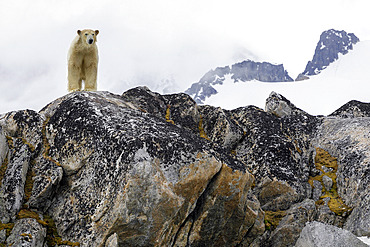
top-left (39, 91), bottom-right (262, 246)
top-left (295, 221), bottom-right (368, 247)
top-left (265, 91), bottom-right (314, 119)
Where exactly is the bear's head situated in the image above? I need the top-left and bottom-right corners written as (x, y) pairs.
top-left (77, 29), bottom-right (99, 45)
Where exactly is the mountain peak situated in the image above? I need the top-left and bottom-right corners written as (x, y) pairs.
top-left (301, 29), bottom-right (359, 76)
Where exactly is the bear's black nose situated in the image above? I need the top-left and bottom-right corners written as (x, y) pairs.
top-left (88, 39), bottom-right (93, 44)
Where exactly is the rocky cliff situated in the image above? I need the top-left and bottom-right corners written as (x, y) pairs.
top-left (185, 60), bottom-right (293, 104)
top-left (0, 87), bottom-right (369, 246)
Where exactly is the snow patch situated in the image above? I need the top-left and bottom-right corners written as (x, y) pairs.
top-left (320, 42), bottom-right (326, 50)
top-left (198, 86), bottom-right (204, 96)
top-left (358, 236), bottom-right (370, 246)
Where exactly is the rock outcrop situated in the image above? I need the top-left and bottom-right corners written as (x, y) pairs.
top-left (0, 89), bottom-right (263, 246)
top-left (329, 100), bottom-right (370, 118)
top-left (185, 60), bottom-right (293, 104)
top-left (300, 29), bottom-right (359, 77)
top-left (0, 87), bottom-right (369, 246)
top-left (295, 221), bottom-right (368, 247)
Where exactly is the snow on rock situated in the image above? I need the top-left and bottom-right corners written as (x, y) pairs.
top-left (358, 236), bottom-right (370, 246)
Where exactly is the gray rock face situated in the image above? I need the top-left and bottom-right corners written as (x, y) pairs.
top-left (329, 100), bottom-right (370, 118)
top-left (6, 218), bottom-right (46, 247)
top-left (312, 180), bottom-right (323, 201)
top-left (41, 91), bottom-right (258, 246)
top-left (265, 91), bottom-right (310, 117)
top-left (302, 29), bottom-right (359, 76)
top-left (313, 117), bottom-right (370, 236)
top-left (200, 102), bottom-right (315, 212)
top-left (267, 199), bottom-right (317, 247)
top-left (0, 110), bottom-right (44, 151)
top-left (185, 60), bottom-right (293, 104)
top-left (0, 138), bottom-right (31, 223)
top-left (0, 127), bottom-right (8, 166)
top-left (105, 233), bottom-right (118, 247)
top-left (231, 60), bottom-right (293, 82)
top-left (0, 87), bottom-right (369, 246)
top-left (0, 90), bottom-right (263, 246)
top-left (295, 221), bottom-right (368, 247)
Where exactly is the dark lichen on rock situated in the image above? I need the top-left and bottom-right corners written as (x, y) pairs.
top-left (0, 87), bottom-right (369, 246)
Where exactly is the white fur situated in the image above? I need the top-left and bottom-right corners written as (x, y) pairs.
top-left (67, 29), bottom-right (99, 92)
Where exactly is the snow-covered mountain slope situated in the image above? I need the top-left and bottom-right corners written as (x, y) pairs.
top-left (203, 40), bottom-right (370, 116)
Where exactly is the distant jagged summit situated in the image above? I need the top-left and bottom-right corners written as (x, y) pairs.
top-left (185, 60), bottom-right (293, 104)
top-left (299, 29), bottom-right (359, 78)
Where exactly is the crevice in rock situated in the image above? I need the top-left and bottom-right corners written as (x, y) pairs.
top-left (171, 164), bottom-right (223, 247)
top-left (230, 130), bottom-right (247, 155)
top-left (198, 114), bottom-right (210, 141)
top-left (41, 118), bottom-right (61, 167)
top-left (235, 220), bottom-right (256, 247)
top-left (0, 151), bottom-right (9, 188)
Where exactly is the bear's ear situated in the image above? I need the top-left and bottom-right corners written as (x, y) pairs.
top-left (95, 30), bottom-right (99, 35)
top-left (77, 30), bottom-right (81, 35)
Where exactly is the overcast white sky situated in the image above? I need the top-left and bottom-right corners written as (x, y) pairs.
top-left (0, 0), bottom-right (369, 113)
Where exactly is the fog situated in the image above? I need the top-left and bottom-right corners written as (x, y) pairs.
top-left (1, 0), bottom-right (369, 113)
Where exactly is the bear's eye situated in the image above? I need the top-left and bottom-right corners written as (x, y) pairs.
top-left (85, 33), bottom-right (88, 36)
top-left (92, 34), bottom-right (94, 36)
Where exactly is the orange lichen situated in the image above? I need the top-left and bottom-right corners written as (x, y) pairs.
top-left (198, 115), bottom-right (210, 140)
top-left (308, 148), bottom-right (352, 216)
top-left (165, 105), bottom-right (175, 125)
top-left (264, 210), bottom-right (287, 231)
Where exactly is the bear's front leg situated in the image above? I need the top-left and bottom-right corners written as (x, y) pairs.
top-left (68, 63), bottom-right (82, 92)
top-left (84, 64), bottom-right (97, 91)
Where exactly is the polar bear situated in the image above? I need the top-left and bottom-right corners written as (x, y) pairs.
top-left (68, 29), bottom-right (99, 92)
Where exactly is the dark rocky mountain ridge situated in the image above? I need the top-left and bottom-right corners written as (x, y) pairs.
top-left (185, 60), bottom-right (293, 104)
top-left (300, 29), bottom-right (360, 77)
top-left (0, 87), bottom-right (369, 246)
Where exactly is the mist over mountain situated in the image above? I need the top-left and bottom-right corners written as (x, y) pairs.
top-left (186, 29), bottom-right (368, 115)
